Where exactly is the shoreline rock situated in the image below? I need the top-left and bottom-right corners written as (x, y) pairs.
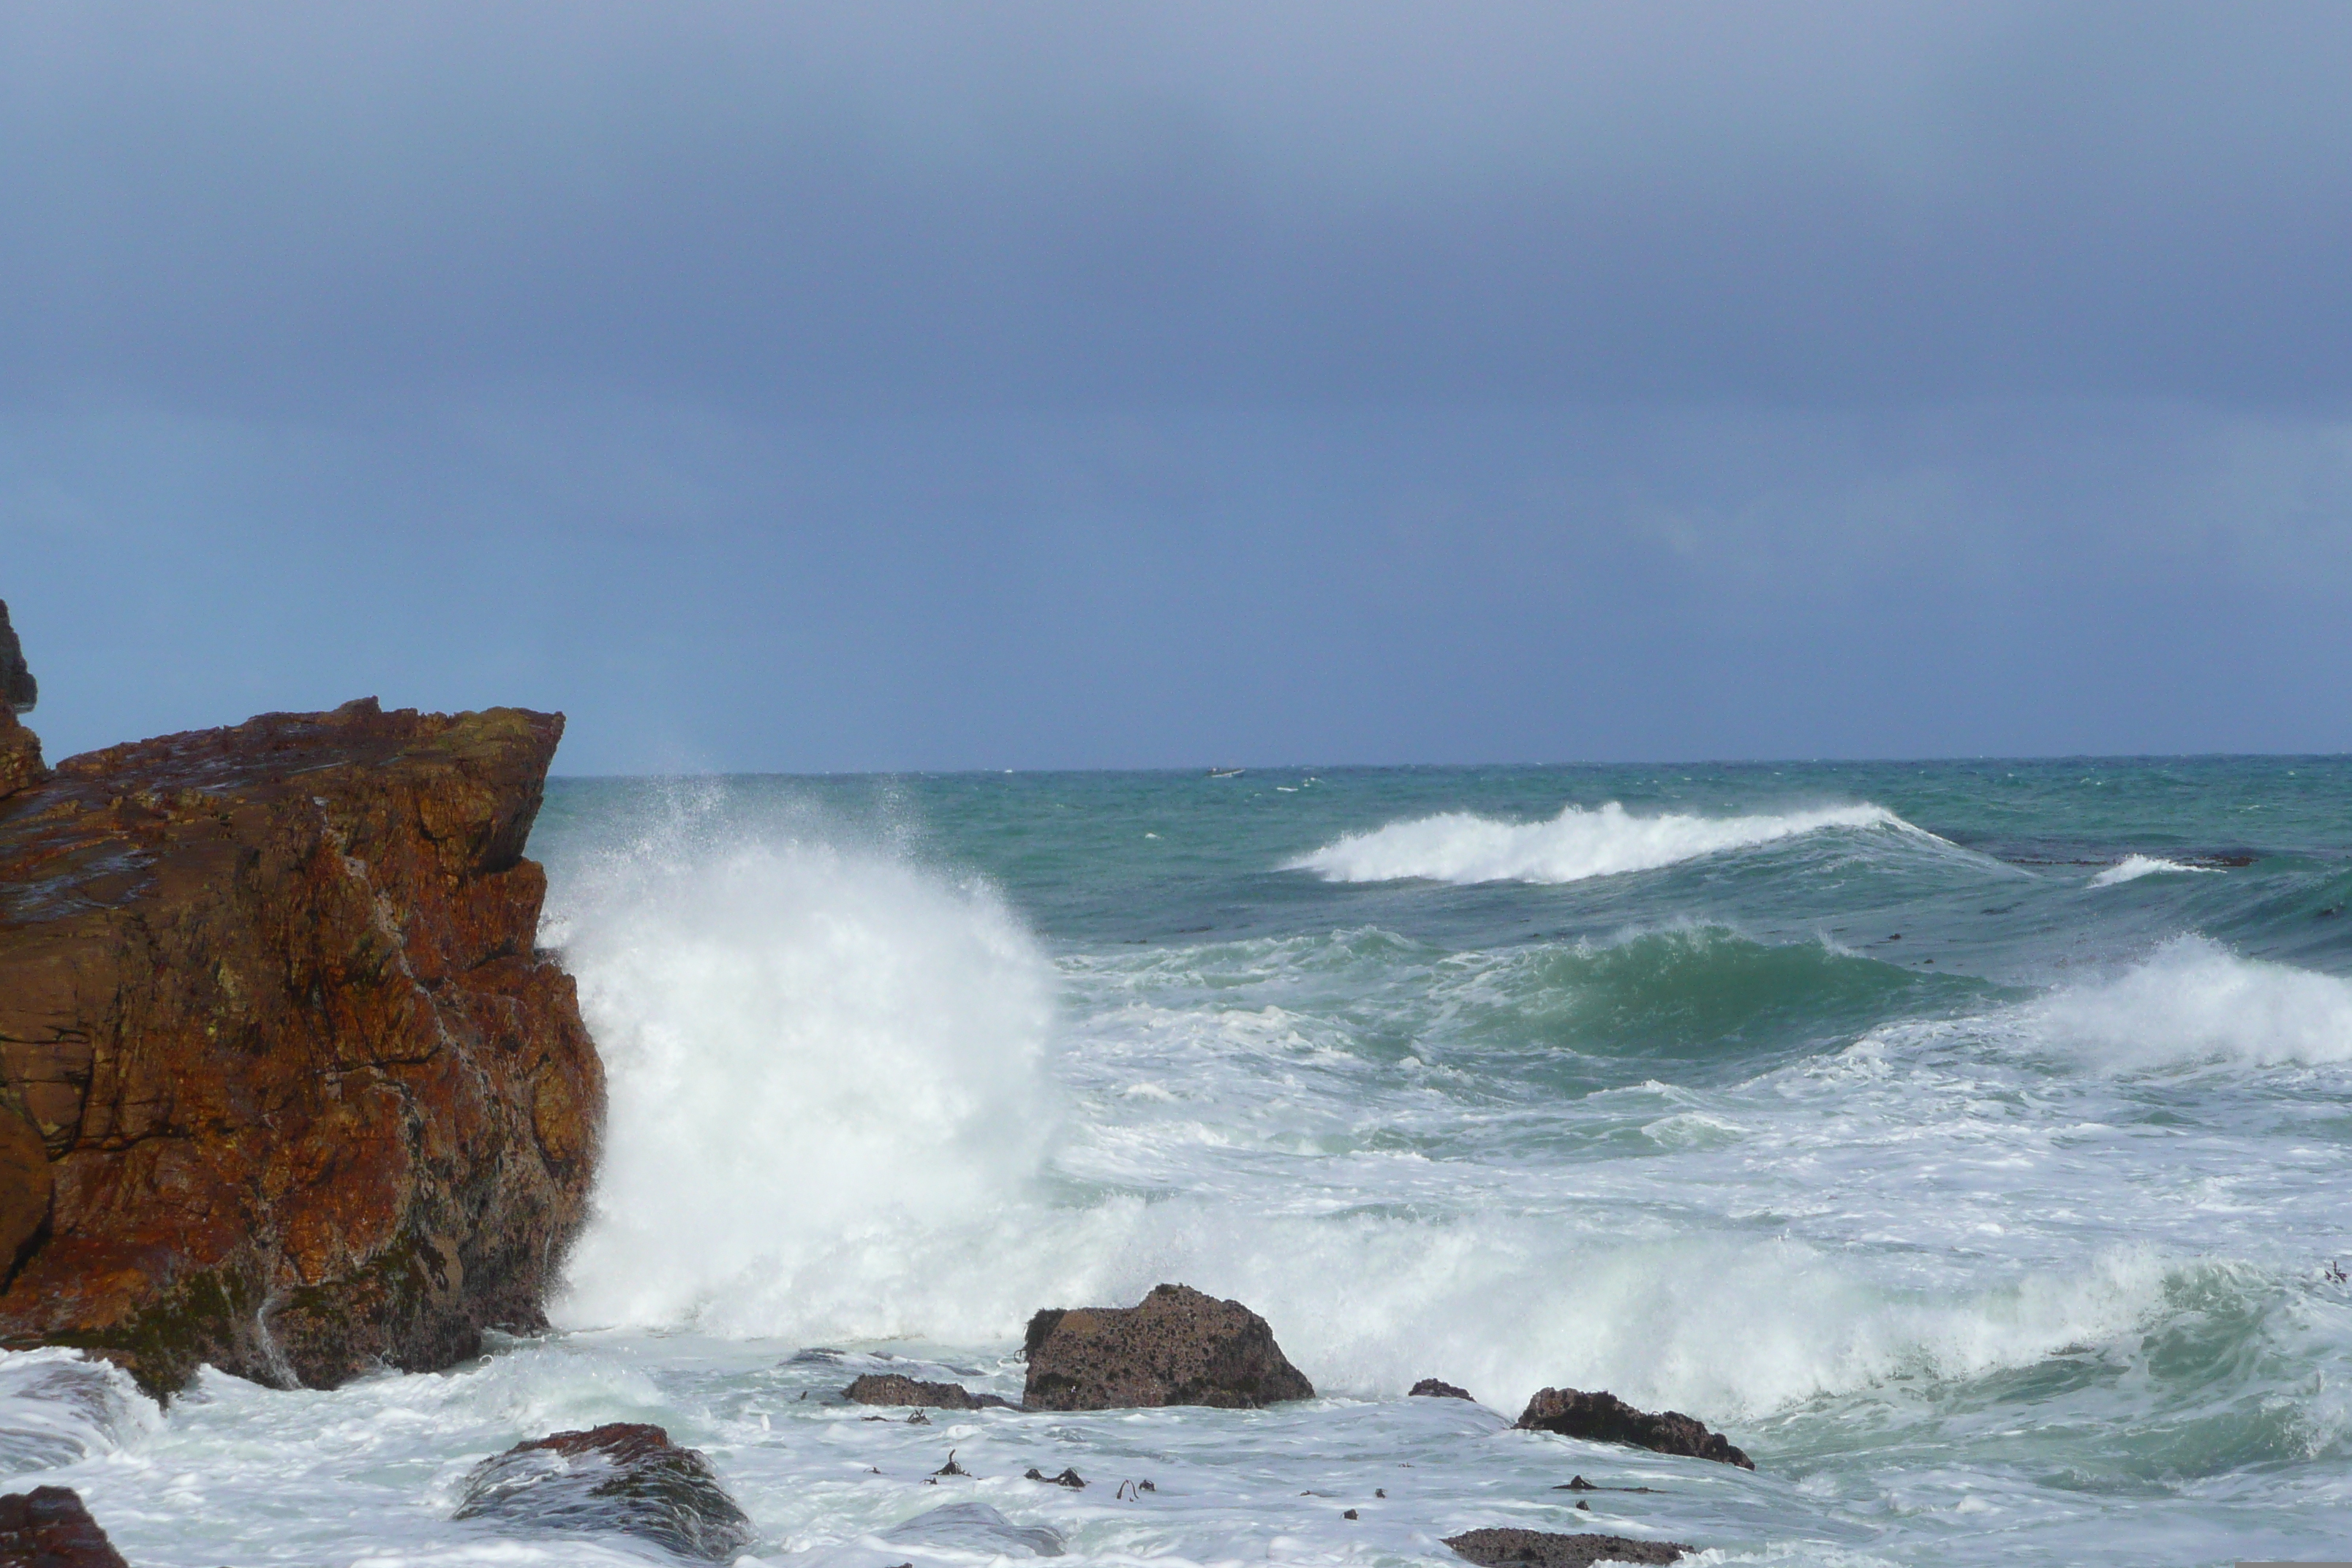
top-left (1516, 1389), bottom-right (1752, 1470)
top-left (454, 1422), bottom-right (755, 1562)
top-left (1410, 1377), bottom-right (1474, 1400)
top-left (0, 693), bottom-right (603, 1395)
top-left (1022, 1283), bottom-right (1313, 1411)
top-left (0, 1486), bottom-right (129, 1568)
top-left (1444, 1527), bottom-right (1689, 1567)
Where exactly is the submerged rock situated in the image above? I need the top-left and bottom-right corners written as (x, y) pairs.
top-left (1444, 1527), bottom-right (1689, 1567)
top-left (843, 1373), bottom-right (1010, 1409)
top-left (454, 1422), bottom-right (755, 1562)
top-left (1411, 1378), bottom-right (1474, 1400)
top-left (881, 1501), bottom-right (1063, 1558)
top-left (0, 1486), bottom-right (129, 1568)
top-left (1516, 1389), bottom-right (1752, 1470)
top-left (0, 697), bottom-right (603, 1395)
top-left (1022, 1283), bottom-right (1313, 1410)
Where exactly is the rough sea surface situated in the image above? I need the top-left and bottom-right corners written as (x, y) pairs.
top-left (7, 759), bottom-right (2351, 1566)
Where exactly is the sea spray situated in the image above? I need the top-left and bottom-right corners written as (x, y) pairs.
top-left (546, 803), bottom-right (1060, 1335)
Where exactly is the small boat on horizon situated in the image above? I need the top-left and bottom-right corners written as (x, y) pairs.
top-left (1206, 766), bottom-right (1245, 779)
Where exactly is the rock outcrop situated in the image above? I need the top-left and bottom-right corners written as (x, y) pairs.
top-left (1022, 1283), bottom-right (1313, 1411)
top-left (1515, 1389), bottom-right (1752, 1469)
top-left (0, 1486), bottom-right (129, 1568)
top-left (1411, 1377), bottom-right (1474, 1400)
top-left (454, 1422), bottom-right (755, 1562)
top-left (843, 1372), bottom-right (1011, 1409)
top-left (0, 695), bottom-right (603, 1395)
top-left (0, 603), bottom-right (33, 717)
top-left (1444, 1527), bottom-right (1689, 1567)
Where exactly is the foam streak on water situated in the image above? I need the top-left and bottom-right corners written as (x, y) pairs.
top-left (7, 760), bottom-right (2352, 1568)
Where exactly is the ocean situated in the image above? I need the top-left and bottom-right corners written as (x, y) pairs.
top-left (7, 758), bottom-right (2351, 1566)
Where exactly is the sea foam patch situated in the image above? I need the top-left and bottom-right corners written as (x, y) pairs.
top-left (1286, 801), bottom-right (1911, 885)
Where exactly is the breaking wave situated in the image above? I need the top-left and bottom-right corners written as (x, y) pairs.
top-left (2031, 936), bottom-right (2352, 1069)
top-left (1287, 800), bottom-right (1912, 885)
top-left (2089, 854), bottom-right (2219, 888)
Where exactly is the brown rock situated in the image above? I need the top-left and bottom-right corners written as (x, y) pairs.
top-left (0, 1108), bottom-right (48, 1282)
top-left (1516, 1389), bottom-right (1752, 1469)
top-left (1022, 1282), bottom-right (1313, 1411)
top-left (0, 603), bottom-right (33, 717)
top-left (0, 1486), bottom-right (130, 1568)
top-left (0, 698), bottom-right (603, 1396)
top-left (1411, 1377), bottom-right (1474, 1400)
top-left (0, 711), bottom-right (41, 804)
top-left (843, 1373), bottom-right (1011, 1409)
top-left (454, 1422), bottom-right (754, 1562)
top-left (1444, 1527), bottom-right (1689, 1567)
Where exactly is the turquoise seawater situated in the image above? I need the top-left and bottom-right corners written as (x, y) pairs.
top-left (7, 758), bottom-right (2350, 1566)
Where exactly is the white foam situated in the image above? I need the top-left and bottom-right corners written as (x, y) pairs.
top-left (547, 812), bottom-right (1060, 1335)
top-left (2029, 935), bottom-right (2352, 1068)
top-left (1286, 801), bottom-right (1910, 885)
top-left (2089, 854), bottom-right (2218, 887)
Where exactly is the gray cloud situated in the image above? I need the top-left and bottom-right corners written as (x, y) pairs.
top-left (4, 3), bottom-right (2349, 766)
top-left (7, 1), bottom-right (2352, 415)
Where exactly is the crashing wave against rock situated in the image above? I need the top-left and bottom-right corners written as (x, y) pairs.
top-left (0, 685), bottom-right (603, 1395)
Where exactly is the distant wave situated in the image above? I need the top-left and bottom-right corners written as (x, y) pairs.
top-left (1286, 800), bottom-right (1911, 885)
top-left (2089, 854), bottom-right (2219, 888)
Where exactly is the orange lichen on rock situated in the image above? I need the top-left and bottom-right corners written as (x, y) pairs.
top-left (0, 697), bottom-right (603, 1395)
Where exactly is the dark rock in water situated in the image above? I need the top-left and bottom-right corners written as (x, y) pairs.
top-left (1022, 1282), bottom-right (1313, 1410)
top-left (454, 1422), bottom-right (755, 1562)
top-left (1444, 1527), bottom-right (1690, 1567)
top-left (882, 1501), bottom-right (1063, 1558)
top-left (0, 698), bottom-right (603, 1397)
top-left (1517, 1388), bottom-right (1752, 1469)
top-left (843, 1373), bottom-right (1011, 1409)
top-left (1023, 1466), bottom-right (1085, 1488)
top-left (0, 603), bottom-right (33, 717)
top-left (1411, 1377), bottom-right (1474, 1400)
top-left (0, 1486), bottom-right (129, 1568)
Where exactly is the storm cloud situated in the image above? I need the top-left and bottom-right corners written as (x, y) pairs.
top-left (5, 2), bottom-right (2350, 767)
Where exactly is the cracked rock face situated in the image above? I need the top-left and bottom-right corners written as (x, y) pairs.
top-left (0, 698), bottom-right (603, 1395)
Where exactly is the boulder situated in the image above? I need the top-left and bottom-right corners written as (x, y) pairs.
top-left (1411, 1378), bottom-right (1474, 1400)
top-left (0, 698), bottom-right (603, 1395)
top-left (454, 1422), bottom-right (754, 1562)
top-left (0, 1486), bottom-right (129, 1568)
top-left (1444, 1527), bottom-right (1689, 1567)
top-left (1515, 1389), bottom-right (1752, 1469)
top-left (1022, 1283), bottom-right (1313, 1411)
top-left (0, 603), bottom-right (33, 716)
top-left (843, 1373), bottom-right (1010, 1409)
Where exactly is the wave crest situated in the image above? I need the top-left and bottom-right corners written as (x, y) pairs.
top-left (2032, 936), bottom-right (2352, 1069)
top-left (1286, 800), bottom-right (1910, 885)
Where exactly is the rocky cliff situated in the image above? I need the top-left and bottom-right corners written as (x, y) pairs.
top-left (0, 687), bottom-right (602, 1396)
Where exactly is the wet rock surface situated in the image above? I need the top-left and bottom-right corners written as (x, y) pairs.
top-left (1411, 1378), bottom-right (1474, 1400)
top-left (0, 696), bottom-right (603, 1395)
top-left (0, 1486), bottom-right (129, 1568)
top-left (843, 1373), bottom-right (1011, 1409)
top-left (454, 1422), bottom-right (755, 1562)
top-left (1516, 1388), bottom-right (1752, 1469)
top-left (1022, 1283), bottom-right (1313, 1410)
top-left (1444, 1526), bottom-right (1689, 1567)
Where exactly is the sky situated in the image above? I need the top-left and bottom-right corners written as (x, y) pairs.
top-left (4, 1), bottom-right (2351, 772)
